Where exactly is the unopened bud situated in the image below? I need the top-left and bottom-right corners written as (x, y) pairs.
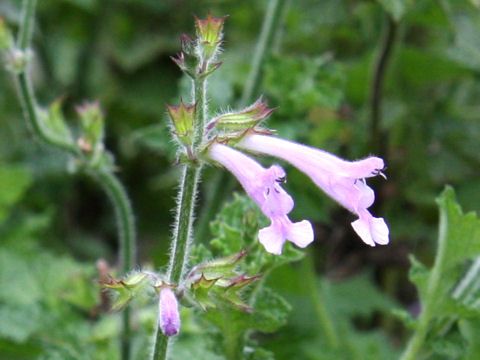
top-left (166, 101), bottom-right (196, 146)
top-left (194, 14), bottom-right (227, 61)
top-left (209, 96), bottom-right (276, 132)
top-left (76, 101), bottom-right (104, 156)
top-left (159, 287), bottom-right (180, 336)
top-left (194, 14), bottom-right (226, 44)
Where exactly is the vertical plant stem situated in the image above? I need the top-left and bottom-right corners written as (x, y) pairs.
top-left (152, 72), bottom-right (205, 360)
top-left (369, 14), bottom-right (397, 156)
top-left (18, 0), bottom-right (37, 51)
top-left (399, 203), bottom-right (449, 360)
top-left (152, 165), bottom-right (201, 360)
top-left (168, 165), bottom-right (201, 284)
top-left (194, 77), bottom-right (207, 148)
top-left (301, 254), bottom-right (339, 349)
top-left (240, 0), bottom-right (287, 106)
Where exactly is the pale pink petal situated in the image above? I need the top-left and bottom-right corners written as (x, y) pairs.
top-left (371, 217), bottom-right (389, 245)
top-left (208, 143), bottom-right (315, 254)
top-left (238, 134), bottom-right (390, 247)
top-left (343, 157), bottom-right (385, 179)
top-left (351, 218), bottom-right (375, 247)
top-left (159, 287), bottom-right (180, 336)
top-left (286, 220), bottom-right (314, 248)
top-left (258, 223), bottom-right (285, 255)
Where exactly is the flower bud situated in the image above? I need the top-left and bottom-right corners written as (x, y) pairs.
top-left (158, 287), bottom-right (180, 336)
top-left (76, 101), bottom-right (104, 153)
top-left (208, 96), bottom-right (276, 132)
top-left (166, 101), bottom-right (196, 146)
top-left (194, 14), bottom-right (227, 61)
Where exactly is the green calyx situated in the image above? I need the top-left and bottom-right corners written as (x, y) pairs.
top-left (76, 101), bottom-right (105, 160)
top-left (186, 249), bottom-right (261, 311)
top-left (194, 14), bottom-right (226, 45)
top-left (101, 272), bottom-right (151, 311)
top-left (167, 101), bottom-right (196, 146)
top-left (210, 96), bottom-right (276, 132)
top-left (194, 14), bottom-right (227, 61)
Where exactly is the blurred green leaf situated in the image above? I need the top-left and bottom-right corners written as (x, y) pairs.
top-left (0, 165), bottom-right (31, 224)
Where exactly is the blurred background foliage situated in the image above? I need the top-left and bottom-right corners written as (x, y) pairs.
top-left (2, 0), bottom-right (480, 359)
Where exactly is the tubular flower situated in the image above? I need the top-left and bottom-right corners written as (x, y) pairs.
top-left (208, 143), bottom-right (313, 255)
top-left (238, 134), bottom-right (389, 247)
top-left (158, 287), bottom-right (180, 336)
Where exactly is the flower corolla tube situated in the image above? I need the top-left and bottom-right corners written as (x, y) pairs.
top-left (208, 143), bottom-right (314, 255)
top-left (238, 134), bottom-right (389, 247)
top-left (158, 287), bottom-right (181, 336)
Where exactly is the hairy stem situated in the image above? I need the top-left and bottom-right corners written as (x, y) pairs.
top-left (369, 14), bottom-right (397, 156)
top-left (152, 71), bottom-right (206, 360)
top-left (152, 165), bottom-right (201, 360)
top-left (168, 165), bottom-right (200, 284)
top-left (399, 203), bottom-right (449, 360)
top-left (194, 77), bottom-right (207, 148)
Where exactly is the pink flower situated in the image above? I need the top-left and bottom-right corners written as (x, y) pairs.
top-left (208, 143), bottom-right (314, 255)
top-left (238, 134), bottom-right (389, 247)
top-left (159, 287), bottom-right (180, 336)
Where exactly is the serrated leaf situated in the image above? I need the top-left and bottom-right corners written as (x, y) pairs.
top-left (249, 287), bottom-right (291, 333)
top-left (436, 187), bottom-right (480, 268)
top-left (101, 272), bottom-right (151, 311)
top-left (209, 194), bottom-right (305, 277)
top-left (210, 223), bottom-right (244, 254)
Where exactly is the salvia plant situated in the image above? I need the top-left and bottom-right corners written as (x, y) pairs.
top-left (2, 0), bottom-right (480, 360)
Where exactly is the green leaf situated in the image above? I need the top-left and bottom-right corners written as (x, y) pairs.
top-left (0, 250), bottom-right (41, 306)
top-left (0, 165), bottom-right (31, 224)
top-left (249, 287), bottom-right (292, 333)
top-left (409, 187), bottom-right (480, 316)
top-left (408, 254), bottom-right (429, 304)
top-left (437, 187), bottom-right (480, 269)
top-left (263, 54), bottom-right (344, 117)
top-left (209, 193), bottom-right (304, 276)
top-left (459, 318), bottom-right (480, 359)
top-left (0, 304), bottom-right (41, 342)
